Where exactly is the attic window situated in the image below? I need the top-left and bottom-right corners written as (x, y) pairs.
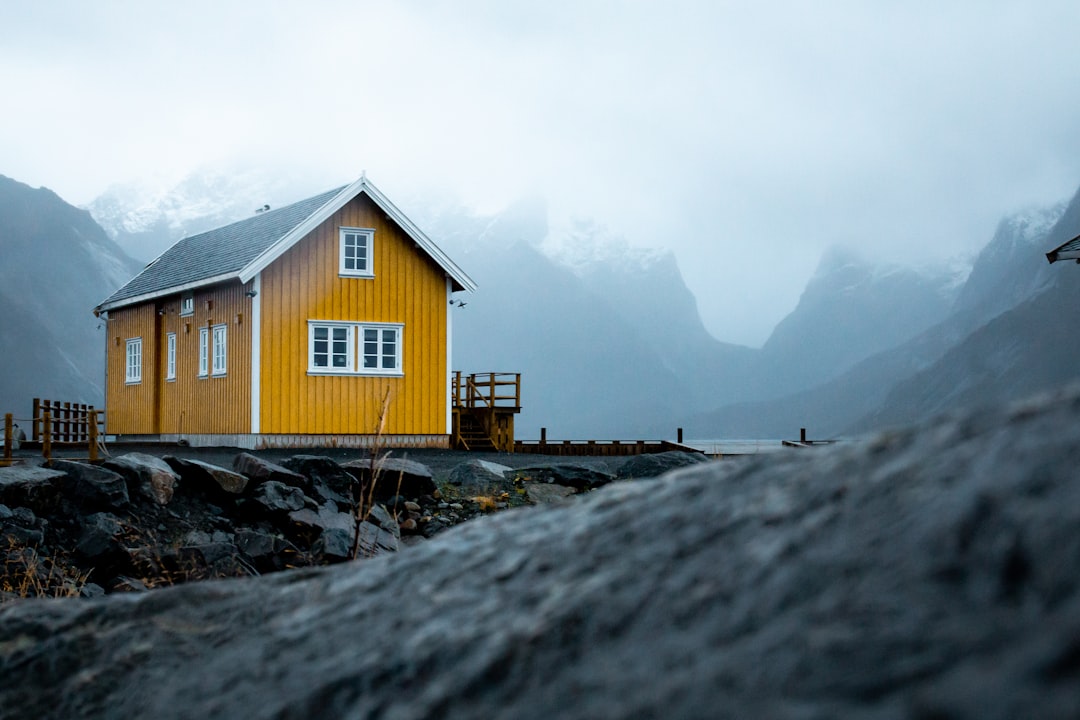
top-left (340, 227), bottom-right (375, 278)
top-left (180, 293), bottom-right (194, 316)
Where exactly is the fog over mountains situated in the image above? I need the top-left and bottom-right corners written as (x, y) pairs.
top-left (0, 175), bottom-right (141, 417)
top-left (1, 169), bottom-right (1077, 441)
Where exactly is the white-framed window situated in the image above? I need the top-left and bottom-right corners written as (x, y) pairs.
top-left (361, 325), bottom-right (399, 372)
top-left (311, 323), bottom-right (353, 371)
top-left (211, 324), bottom-right (227, 376)
top-left (180, 292), bottom-right (194, 317)
top-left (308, 321), bottom-right (402, 376)
top-left (339, 227), bottom-right (375, 278)
top-left (198, 327), bottom-right (209, 377)
top-left (165, 332), bottom-right (177, 381)
top-left (125, 338), bottom-right (142, 384)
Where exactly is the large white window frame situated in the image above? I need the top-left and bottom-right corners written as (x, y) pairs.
top-left (211, 324), bottom-right (227, 376)
top-left (165, 332), bottom-right (177, 381)
top-left (308, 321), bottom-right (402, 376)
top-left (125, 338), bottom-right (142, 384)
top-left (198, 327), bottom-right (209, 378)
top-left (339, 227), bottom-right (375, 278)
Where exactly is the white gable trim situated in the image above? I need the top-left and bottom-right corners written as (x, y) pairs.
top-left (238, 176), bottom-right (477, 292)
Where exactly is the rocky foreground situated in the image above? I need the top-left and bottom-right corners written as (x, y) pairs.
top-left (1, 446), bottom-right (701, 596)
top-left (3, 389), bottom-right (1080, 718)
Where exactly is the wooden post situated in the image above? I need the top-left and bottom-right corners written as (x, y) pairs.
top-left (89, 409), bottom-right (99, 462)
top-left (677, 427), bottom-right (684, 444)
top-left (42, 411), bottom-right (52, 461)
top-left (540, 427), bottom-right (547, 447)
top-left (800, 427), bottom-right (807, 443)
top-left (3, 413), bottom-right (12, 462)
top-left (32, 398), bottom-right (40, 442)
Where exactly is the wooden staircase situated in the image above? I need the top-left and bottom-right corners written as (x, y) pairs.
top-left (452, 372), bottom-right (521, 452)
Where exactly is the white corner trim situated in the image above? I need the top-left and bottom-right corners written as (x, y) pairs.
top-left (446, 277), bottom-right (453, 435)
top-left (250, 273), bottom-right (261, 434)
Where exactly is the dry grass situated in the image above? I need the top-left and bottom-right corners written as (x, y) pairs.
top-left (1, 536), bottom-right (91, 602)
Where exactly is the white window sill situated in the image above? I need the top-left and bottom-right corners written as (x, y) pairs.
top-left (307, 370), bottom-right (403, 378)
top-left (338, 272), bottom-right (375, 279)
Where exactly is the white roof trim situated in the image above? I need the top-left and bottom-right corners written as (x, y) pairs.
top-left (94, 272), bottom-right (238, 315)
top-left (238, 176), bottom-right (478, 292)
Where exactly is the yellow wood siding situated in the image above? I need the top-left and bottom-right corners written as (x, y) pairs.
top-left (105, 285), bottom-right (252, 435)
top-left (259, 194), bottom-right (448, 435)
top-left (104, 304), bottom-right (159, 434)
top-left (157, 283), bottom-right (252, 435)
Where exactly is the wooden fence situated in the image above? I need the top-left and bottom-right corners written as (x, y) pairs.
top-left (1, 398), bottom-right (105, 466)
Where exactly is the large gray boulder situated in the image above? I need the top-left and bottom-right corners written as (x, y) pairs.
top-left (164, 456), bottom-right (248, 496)
top-left (3, 388), bottom-right (1080, 718)
top-left (342, 456), bottom-right (437, 500)
top-left (103, 453), bottom-right (179, 505)
top-left (615, 449), bottom-right (709, 480)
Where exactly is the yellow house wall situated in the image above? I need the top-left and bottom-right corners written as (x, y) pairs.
top-left (259, 193), bottom-right (448, 435)
top-left (104, 304), bottom-right (160, 434)
top-left (105, 284), bottom-right (252, 435)
top-left (157, 283), bottom-right (252, 435)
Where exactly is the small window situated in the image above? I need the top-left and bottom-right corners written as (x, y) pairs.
top-left (165, 333), bottom-right (177, 381)
top-left (339, 227), bottom-right (375, 278)
top-left (125, 338), bottom-right (142, 384)
top-left (211, 324), bottom-right (227, 376)
top-left (180, 292), bottom-right (194, 317)
top-left (308, 321), bottom-right (402, 376)
top-left (198, 327), bottom-right (209, 377)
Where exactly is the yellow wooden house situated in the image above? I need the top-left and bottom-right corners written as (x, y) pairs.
top-left (93, 175), bottom-right (476, 449)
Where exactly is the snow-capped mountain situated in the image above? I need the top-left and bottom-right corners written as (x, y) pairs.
top-left (87, 166), bottom-right (326, 261)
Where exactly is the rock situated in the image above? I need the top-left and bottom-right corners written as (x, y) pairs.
top-left (232, 453), bottom-right (307, 488)
top-left (5, 388), bottom-right (1080, 717)
top-left (365, 503), bottom-right (402, 540)
top-left (245, 481), bottom-right (307, 516)
top-left (164, 456), bottom-right (249, 495)
top-left (342, 456), bottom-right (437, 500)
top-left (49, 459), bottom-right (130, 510)
top-left (313, 527), bottom-right (353, 561)
top-left (0, 465), bottom-right (66, 512)
top-left (234, 529), bottom-right (280, 561)
top-left (103, 453), bottom-right (179, 505)
top-left (523, 482), bottom-right (576, 505)
top-left (0, 504), bottom-right (45, 546)
top-left (280, 455), bottom-right (355, 498)
top-left (509, 463), bottom-right (615, 491)
top-left (75, 512), bottom-right (125, 560)
top-left (288, 504), bottom-right (354, 534)
top-left (447, 459), bottom-right (514, 491)
top-left (614, 450), bottom-right (709, 480)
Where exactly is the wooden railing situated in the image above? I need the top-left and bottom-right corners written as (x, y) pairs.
top-left (451, 372), bottom-right (522, 452)
top-left (453, 372), bottom-right (521, 410)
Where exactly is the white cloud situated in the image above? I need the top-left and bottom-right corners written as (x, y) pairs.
top-left (2, 1), bottom-right (1079, 345)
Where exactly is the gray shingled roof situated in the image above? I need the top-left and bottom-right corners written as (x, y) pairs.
top-left (1046, 233), bottom-right (1080, 263)
top-left (98, 186), bottom-right (345, 309)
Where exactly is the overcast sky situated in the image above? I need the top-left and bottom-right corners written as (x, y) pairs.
top-left (3, 1), bottom-right (1080, 346)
